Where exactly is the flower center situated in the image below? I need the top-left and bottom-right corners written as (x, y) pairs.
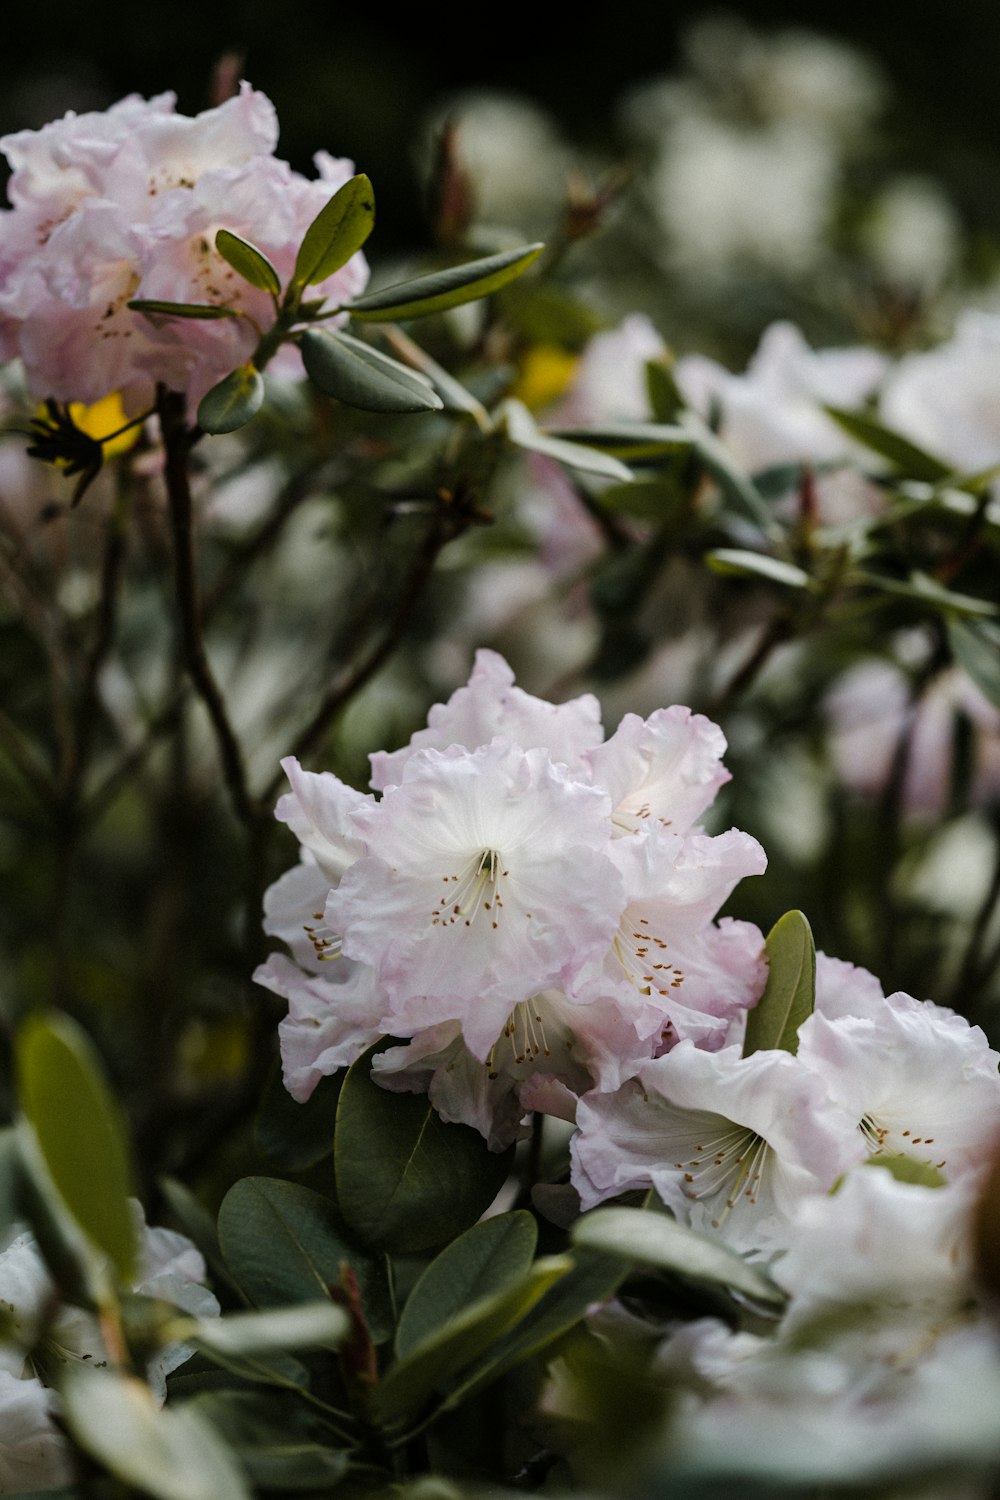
top-left (432, 848), bottom-right (508, 930)
top-left (487, 998), bottom-right (552, 1078)
top-left (673, 1122), bottom-right (770, 1230)
top-left (859, 1113), bottom-right (945, 1170)
top-left (613, 912), bottom-right (684, 996)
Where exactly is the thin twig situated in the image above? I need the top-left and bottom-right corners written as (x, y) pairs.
top-left (157, 388), bottom-right (258, 827)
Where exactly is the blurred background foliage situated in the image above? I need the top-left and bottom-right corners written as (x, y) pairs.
top-left (4, 1), bottom-right (1000, 1217)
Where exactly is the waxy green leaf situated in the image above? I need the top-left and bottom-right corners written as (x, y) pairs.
top-left (190, 1391), bottom-right (349, 1491)
top-left (396, 1210), bottom-right (538, 1357)
top-left (218, 1176), bottom-right (392, 1343)
top-left (743, 910), bottom-right (816, 1058)
top-left (197, 365), bottom-right (265, 434)
top-left (502, 398), bottom-right (633, 482)
top-left (372, 1256), bottom-right (570, 1427)
top-left (300, 328), bottom-right (443, 413)
top-left (707, 548), bottom-right (811, 590)
top-left (62, 1370), bottom-right (250, 1500)
top-left (573, 1207), bottom-right (786, 1308)
top-left (346, 242), bottom-right (543, 321)
top-left (335, 1043), bottom-right (513, 1254)
top-left (679, 410), bottom-right (781, 540)
top-left (215, 229), bottom-right (281, 297)
top-left (17, 1013), bottom-right (136, 1283)
top-left (825, 406), bottom-right (952, 482)
top-left (173, 1302), bottom-right (349, 1358)
top-left (949, 618), bottom-right (1000, 713)
top-left (292, 173), bottom-right (375, 289)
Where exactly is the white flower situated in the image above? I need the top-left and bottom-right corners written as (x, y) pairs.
top-left (327, 739), bottom-right (623, 1059)
top-left (571, 1041), bottom-right (854, 1252)
top-left (0, 85), bottom-right (369, 408)
top-left (880, 311), bottom-right (1000, 476)
top-left (797, 992), bottom-right (1000, 1182)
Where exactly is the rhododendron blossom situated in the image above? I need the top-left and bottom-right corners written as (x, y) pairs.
top-left (0, 85), bottom-right (369, 408)
top-left (255, 649), bottom-right (767, 1145)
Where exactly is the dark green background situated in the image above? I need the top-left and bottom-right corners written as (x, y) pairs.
top-left (4, 0), bottom-right (999, 251)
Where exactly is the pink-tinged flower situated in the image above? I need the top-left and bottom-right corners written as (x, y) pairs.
top-left (584, 705), bottom-right (732, 837)
top-left (254, 952), bottom-right (382, 1103)
top-left (880, 310), bottom-right (1000, 477)
top-left (369, 648), bottom-right (603, 791)
top-left (796, 992), bottom-right (1000, 1182)
top-left (813, 950), bottom-right (886, 1021)
top-left (567, 826), bottom-right (767, 1056)
top-left (274, 756), bottom-right (371, 888)
top-left (0, 85), bottom-right (369, 409)
top-left (571, 1041), bottom-right (855, 1252)
top-left (777, 1166), bottom-right (975, 1326)
top-left (327, 740), bottom-right (623, 1059)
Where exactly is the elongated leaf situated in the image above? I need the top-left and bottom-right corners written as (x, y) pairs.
top-left (440, 1248), bottom-right (627, 1410)
top-left (546, 422), bottom-right (690, 461)
top-left (707, 548), bottom-right (811, 590)
top-left (825, 406), bottom-right (952, 481)
top-left (218, 1176), bottom-right (391, 1343)
top-left (216, 230), bottom-right (281, 297)
top-left (851, 568), bottom-right (997, 618)
top-left (293, 173), bottom-right (375, 288)
top-left (191, 1391), bottom-right (349, 1491)
top-left (572, 1207), bottom-right (785, 1308)
top-left (396, 1211), bottom-right (537, 1357)
top-left (502, 398), bottom-right (633, 482)
top-left (174, 1302), bottom-right (349, 1357)
top-left (17, 1013), bottom-right (136, 1283)
top-left (300, 328), bottom-right (443, 413)
top-left (743, 910), bottom-right (815, 1058)
top-left (62, 1369), bottom-right (250, 1500)
top-left (949, 618), bottom-right (1000, 713)
top-left (16, 1120), bottom-right (112, 1305)
top-left (129, 299), bottom-right (241, 321)
top-left (197, 365), bottom-right (265, 435)
top-left (335, 1044), bottom-right (514, 1254)
top-left (372, 1256), bottom-right (570, 1427)
top-left (678, 410), bottom-right (781, 540)
top-left (346, 243), bottom-right (543, 321)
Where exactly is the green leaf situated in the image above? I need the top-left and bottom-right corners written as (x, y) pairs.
top-left (292, 173), bottom-right (375, 289)
top-left (15, 1121), bottom-right (112, 1305)
top-left (863, 1154), bottom-right (947, 1188)
top-left (502, 398), bottom-right (633, 482)
top-left (572, 1207), bottom-right (786, 1308)
top-left (646, 358), bottom-right (684, 423)
top-left (599, 479), bottom-right (685, 523)
top-left (215, 230), bottom-right (281, 298)
top-left (372, 1256), bottom-right (570, 1427)
top-left (707, 548), bottom-right (811, 589)
top-left (546, 422), bottom-right (691, 462)
top-left (62, 1369), bottom-right (250, 1500)
top-left (678, 410), bottom-right (781, 540)
top-left (851, 568), bottom-right (997, 618)
top-left (17, 1013), bottom-right (136, 1283)
top-left (129, 299), bottom-right (242, 321)
top-left (439, 1248), bottom-right (627, 1409)
top-left (334, 1043), bottom-right (514, 1254)
top-left (197, 365), bottom-right (265, 435)
top-left (173, 1302), bottom-right (349, 1358)
top-left (949, 618), bottom-right (1000, 713)
top-left (396, 1211), bottom-right (537, 1357)
top-left (218, 1176), bottom-right (392, 1343)
top-left (346, 243), bottom-right (543, 322)
top-left (742, 910), bottom-right (816, 1058)
top-left (190, 1391), bottom-right (349, 1491)
top-left (300, 328), bottom-right (443, 414)
top-left (824, 406), bottom-right (953, 482)
top-left (157, 1176), bottom-right (233, 1294)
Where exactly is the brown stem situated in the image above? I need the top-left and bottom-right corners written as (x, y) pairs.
top-left (707, 614), bottom-right (792, 718)
top-left (157, 388), bottom-right (257, 827)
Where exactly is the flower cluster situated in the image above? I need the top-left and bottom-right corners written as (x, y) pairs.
top-left (255, 649), bottom-right (767, 1147)
top-left (0, 85), bottom-right (369, 409)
